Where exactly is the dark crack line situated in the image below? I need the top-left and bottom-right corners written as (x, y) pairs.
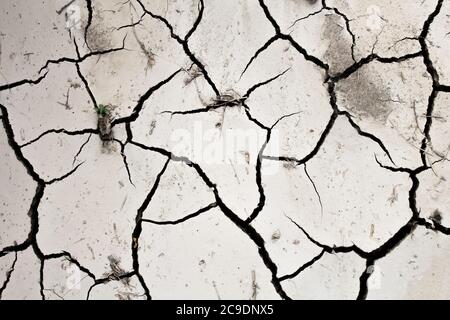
top-left (239, 34), bottom-right (280, 79)
top-left (436, 84), bottom-right (450, 92)
top-left (45, 162), bottom-right (84, 185)
top-left (20, 128), bottom-right (98, 149)
top-left (0, 103), bottom-right (95, 301)
top-left (45, 251), bottom-right (96, 280)
top-left (245, 130), bottom-right (270, 224)
top-left (326, 6), bottom-right (356, 62)
top-left (39, 36), bottom-right (127, 74)
top-left (256, 61), bottom-right (427, 296)
top-left (0, 71), bottom-right (48, 92)
top-left (340, 110), bottom-right (396, 165)
top-left (131, 157), bottom-right (171, 300)
top-left (262, 111), bottom-right (338, 166)
top-left (1, 0), bottom-right (447, 301)
top-left (420, 88), bottom-right (438, 166)
top-left (285, 159), bottom-right (433, 300)
top-left (184, 0), bottom-right (204, 41)
top-left (84, 0), bottom-right (93, 51)
top-left (39, 259), bottom-right (45, 300)
top-left (256, 0), bottom-right (330, 72)
top-left (289, 3), bottom-right (356, 62)
top-left (289, 8), bottom-right (326, 30)
top-left (417, 0), bottom-right (443, 167)
top-left (73, 133), bottom-right (92, 167)
top-left (270, 112), bottom-right (302, 130)
top-left (0, 252), bottom-right (18, 299)
top-left (56, 0), bottom-right (76, 15)
top-left (278, 249), bottom-right (326, 282)
top-left (281, 34), bottom-right (329, 71)
top-left (329, 51), bottom-right (422, 83)
top-left (246, 111), bottom-right (302, 224)
top-left (356, 259), bottom-right (375, 300)
top-left (286, 215), bottom-right (367, 258)
top-left (160, 103), bottom-right (234, 116)
top-left (114, 139), bottom-right (135, 187)
top-left (75, 61), bottom-right (98, 109)
top-left (0, 37), bottom-right (126, 93)
top-left (118, 15), bottom-right (146, 31)
top-left (142, 202), bottom-right (218, 225)
top-left (303, 163), bottom-right (324, 217)
top-left (190, 162), bottom-right (291, 299)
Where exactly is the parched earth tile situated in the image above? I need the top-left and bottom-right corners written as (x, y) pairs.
top-left (78, 10), bottom-right (189, 119)
top-left (272, 117), bottom-right (412, 252)
top-left (0, 0), bottom-right (84, 85)
top-left (0, 248), bottom-right (41, 299)
top-left (0, 62), bottom-right (96, 142)
top-left (138, 0), bottom-right (199, 38)
top-left (42, 257), bottom-right (95, 300)
top-left (134, 100), bottom-right (267, 220)
top-left (335, 58), bottom-right (432, 168)
top-left (281, 251), bottom-right (365, 300)
top-left (251, 164), bottom-right (324, 276)
top-left (143, 161), bottom-right (215, 223)
top-left (367, 228), bottom-right (450, 299)
top-left (36, 136), bottom-right (164, 277)
top-left (326, 0), bottom-right (438, 59)
top-left (138, 207), bottom-right (280, 300)
top-left (263, 0), bottom-right (323, 32)
top-left (187, 0), bottom-right (275, 92)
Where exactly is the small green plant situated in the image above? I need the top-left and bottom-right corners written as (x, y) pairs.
top-left (96, 104), bottom-right (109, 117)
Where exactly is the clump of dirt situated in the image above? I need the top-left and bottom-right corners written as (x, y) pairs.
top-left (104, 255), bottom-right (130, 285)
top-left (283, 162), bottom-right (297, 170)
top-left (184, 65), bottom-right (202, 86)
top-left (96, 104), bottom-right (117, 152)
top-left (86, 10), bottom-right (113, 51)
top-left (430, 209), bottom-right (443, 224)
top-left (337, 68), bottom-right (393, 123)
top-left (97, 105), bottom-right (113, 139)
top-left (322, 14), bottom-right (354, 75)
top-left (271, 230), bottom-right (281, 242)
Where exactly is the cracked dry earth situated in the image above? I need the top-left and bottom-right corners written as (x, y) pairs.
top-left (1, 0), bottom-right (450, 301)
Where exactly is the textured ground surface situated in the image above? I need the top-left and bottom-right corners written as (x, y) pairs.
top-left (1, 0), bottom-right (450, 300)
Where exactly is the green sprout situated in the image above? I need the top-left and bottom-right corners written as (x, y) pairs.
top-left (96, 104), bottom-right (109, 116)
